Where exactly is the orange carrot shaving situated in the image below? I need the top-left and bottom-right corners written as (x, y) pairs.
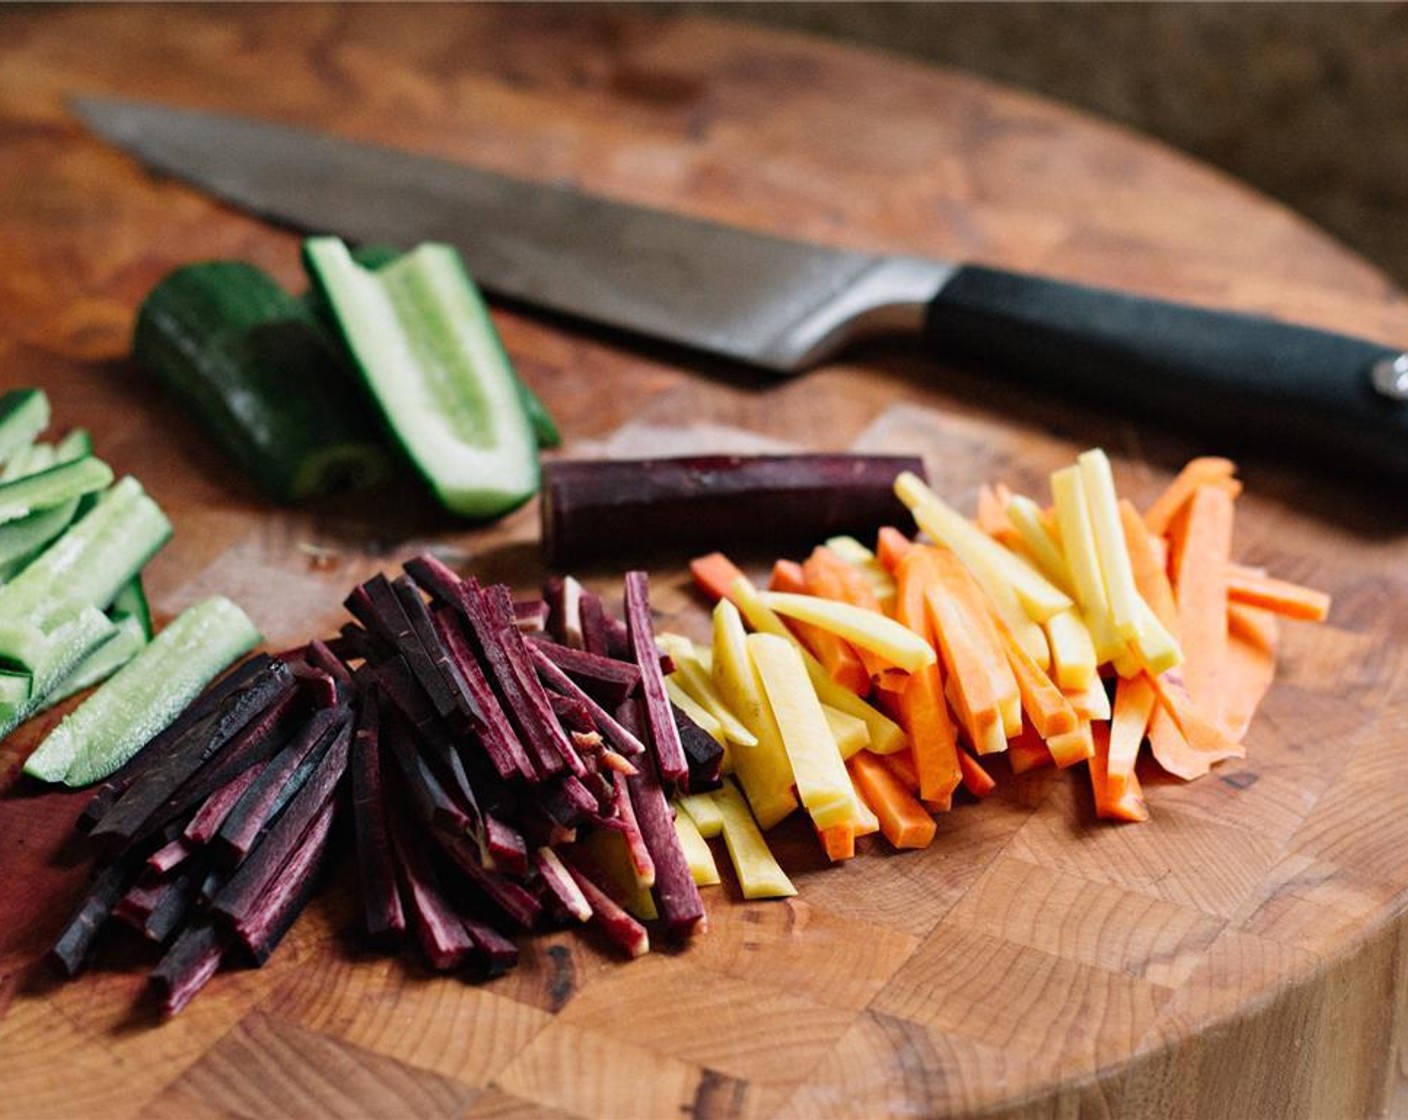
top-left (1007, 725), bottom-right (1054, 774)
top-left (690, 551), bottom-right (748, 604)
top-left (1145, 670), bottom-right (1244, 778)
top-left (1223, 604), bottom-right (1279, 741)
top-left (818, 823), bottom-right (857, 862)
top-left (875, 526), bottom-right (914, 574)
top-left (849, 753), bottom-right (937, 849)
top-left (1045, 722), bottom-right (1095, 768)
top-left (768, 559), bottom-right (807, 594)
top-left (1225, 569), bottom-right (1330, 622)
top-left (957, 749), bottom-right (997, 798)
top-left (1107, 674), bottom-right (1156, 799)
top-left (1143, 456), bottom-right (1241, 537)
top-left (1168, 485), bottom-right (1234, 724)
top-left (1089, 723), bottom-right (1149, 823)
top-left (1146, 707), bottom-right (1202, 780)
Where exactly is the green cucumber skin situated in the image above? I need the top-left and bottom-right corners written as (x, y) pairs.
top-left (0, 433), bottom-right (100, 574)
top-left (0, 498), bottom-right (79, 579)
top-left (0, 457), bottom-right (113, 526)
top-left (0, 389), bottom-right (50, 466)
top-left (134, 261), bottom-right (392, 504)
top-left (303, 238), bottom-right (540, 519)
top-left (110, 576), bottom-right (153, 640)
top-left (518, 380), bottom-right (562, 450)
top-left (26, 596), bottom-right (260, 787)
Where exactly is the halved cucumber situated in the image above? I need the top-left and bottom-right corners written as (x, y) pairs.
top-left (303, 238), bottom-right (539, 519)
top-left (306, 243), bottom-right (560, 450)
top-left (134, 261), bottom-right (391, 504)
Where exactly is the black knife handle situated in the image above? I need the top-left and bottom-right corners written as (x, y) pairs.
top-left (926, 264), bottom-right (1408, 480)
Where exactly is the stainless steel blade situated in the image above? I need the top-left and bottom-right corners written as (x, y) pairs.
top-left (74, 96), bottom-right (953, 372)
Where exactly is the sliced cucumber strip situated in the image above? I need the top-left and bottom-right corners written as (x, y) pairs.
top-left (0, 442), bottom-right (56, 482)
top-left (55, 428), bottom-right (93, 460)
top-left (37, 613), bottom-right (147, 714)
top-left (0, 476), bottom-right (172, 628)
top-left (303, 237), bottom-right (539, 519)
top-left (26, 596), bottom-right (260, 786)
top-left (0, 615), bottom-right (60, 671)
top-left (0, 456), bottom-right (113, 526)
top-left (0, 431), bottom-right (95, 581)
top-left (0, 604), bottom-right (118, 746)
top-left (35, 577), bottom-right (154, 710)
top-left (0, 600), bottom-right (116, 680)
top-left (0, 389), bottom-right (50, 467)
top-left (0, 499), bottom-right (80, 582)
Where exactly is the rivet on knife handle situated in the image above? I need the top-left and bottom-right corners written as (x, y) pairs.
top-left (1371, 353), bottom-right (1408, 401)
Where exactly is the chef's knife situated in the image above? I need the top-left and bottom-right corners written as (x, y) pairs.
top-left (74, 96), bottom-right (1408, 481)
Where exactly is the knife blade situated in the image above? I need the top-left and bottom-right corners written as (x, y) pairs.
top-left (74, 95), bottom-right (1408, 481)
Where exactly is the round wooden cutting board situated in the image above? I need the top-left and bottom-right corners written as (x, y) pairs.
top-left (3, 8), bottom-right (1408, 1119)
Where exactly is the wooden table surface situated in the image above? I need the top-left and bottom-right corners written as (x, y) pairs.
top-left (3, 6), bottom-right (1408, 1119)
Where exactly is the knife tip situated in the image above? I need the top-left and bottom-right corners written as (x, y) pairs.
top-left (67, 93), bottom-right (115, 130)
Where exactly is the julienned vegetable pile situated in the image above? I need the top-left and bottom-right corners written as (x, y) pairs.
top-left (680, 450), bottom-right (1329, 849)
top-left (35, 448), bottom-right (1328, 1014)
top-left (134, 239), bottom-right (558, 517)
top-left (47, 559), bottom-right (730, 1012)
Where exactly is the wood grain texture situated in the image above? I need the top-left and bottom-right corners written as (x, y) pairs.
top-left (2, 6), bottom-right (1408, 1118)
